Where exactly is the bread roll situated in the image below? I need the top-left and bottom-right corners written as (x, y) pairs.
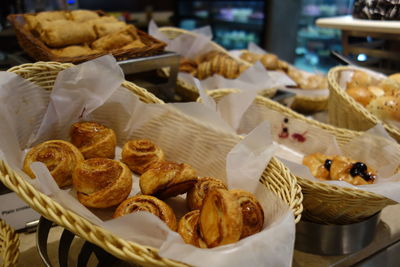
top-left (346, 86), bottom-right (375, 107)
top-left (91, 25), bottom-right (140, 51)
top-left (388, 73), bottom-right (400, 84)
top-left (36, 11), bottom-right (67, 22)
top-left (51, 45), bottom-right (98, 57)
top-left (367, 95), bottom-right (400, 121)
top-left (69, 10), bottom-right (99, 22)
top-left (187, 177), bottom-right (227, 210)
top-left (178, 210), bottom-right (207, 247)
top-left (347, 70), bottom-right (373, 89)
top-left (94, 21), bottom-right (127, 38)
top-left (260, 54), bottom-right (279, 70)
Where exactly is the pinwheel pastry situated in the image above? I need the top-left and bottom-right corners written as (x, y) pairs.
top-left (140, 161), bottom-right (198, 199)
top-left (113, 195), bottom-right (177, 230)
top-left (121, 139), bottom-right (165, 174)
top-left (230, 189), bottom-right (264, 238)
top-left (23, 140), bottom-right (84, 187)
top-left (70, 121), bottom-right (117, 159)
top-left (73, 158), bottom-right (132, 208)
top-left (303, 153), bottom-right (376, 185)
top-left (186, 177), bottom-right (227, 210)
top-left (199, 189), bottom-right (243, 248)
top-left (178, 210), bottom-right (207, 248)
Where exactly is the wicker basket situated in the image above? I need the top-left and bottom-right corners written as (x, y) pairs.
top-left (158, 27), bottom-right (277, 101)
top-left (7, 12), bottom-right (166, 64)
top-left (0, 62), bottom-right (302, 266)
top-left (0, 220), bottom-right (19, 267)
top-left (290, 94), bottom-right (328, 114)
top-left (203, 88), bottom-right (397, 224)
top-left (328, 66), bottom-right (400, 142)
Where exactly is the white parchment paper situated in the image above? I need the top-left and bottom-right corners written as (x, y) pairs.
top-left (0, 55), bottom-right (294, 267)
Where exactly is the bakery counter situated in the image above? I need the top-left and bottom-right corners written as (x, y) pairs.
top-left (293, 204), bottom-right (400, 267)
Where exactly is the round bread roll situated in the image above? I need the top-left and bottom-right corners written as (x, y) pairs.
top-left (73, 158), bottom-right (132, 208)
top-left (367, 95), bottom-right (400, 122)
top-left (121, 139), bottom-right (164, 174)
top-left (260, 54), bottom-right (279, 70)
top-left (378, 78), bottom-right (400, 95)
top-left (70, 121), bottom-right (117, 159)
top-left (368, 86), bottom-right (385, 98)
top-left (346, 86), bottom-right (375, 107)
top-left (113, 195), bottom-right (177, 231)
top-left (388, 73), bottom-right (400, 84)
top-left (347, 70), bottom-right (373, 89)
top-left (187, 177), bottom-right (227, 210)
top-left (23, 140), bottom-right (84, 187)
top-left (178, 210), bottom-right (207, 248)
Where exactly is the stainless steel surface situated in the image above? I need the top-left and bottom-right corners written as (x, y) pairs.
top-left (295, 213), bottom-right (381, 256)
top-left (354, 240), bottom-right (400, 267)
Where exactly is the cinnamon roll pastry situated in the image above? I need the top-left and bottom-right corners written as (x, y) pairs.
top-left (70, 121), bottom-right (116, 159)
top-left (73, 158), bottom-right (132, 208)
top-left (178, 210), bottom-right (207, 248)
top-left (199, 189), bottom-right (243, 248)
top-left (113, 195), bottom-right (177, 230)
top-left (187, 177), bottom-right (227, 210)
top-left (121, 139), bottom-right (165, 174)
top-left (139, 161), bottom-right (198, 199)
top-left (230, 189), bottom-right (264, 238)
top-left (23, 140), bottom-right (84, 187)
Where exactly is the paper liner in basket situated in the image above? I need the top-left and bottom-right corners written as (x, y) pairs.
top-left (199, 87), bottom-right (400, 205)
top-left (0, 55), bottom-right (295, 267)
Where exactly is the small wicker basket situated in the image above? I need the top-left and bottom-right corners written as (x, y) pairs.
top-left (158, 27), bottom-right (277, 101)
top-left (0, 62), bottom-right (303, 266)
top-left (328, 66), bottom-right (400, 142)
top-left (0, 219), bottom-right (19, 267)
top-left (203, 88), bottom-right (397, 224)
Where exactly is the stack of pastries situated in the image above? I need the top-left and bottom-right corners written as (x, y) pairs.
top-left (345, 70), bottom-right (400, 123)
top-left (240, 50), bottom-right (328, 90)
top-left (23, 10), bottom-right (146, 58)
top-left (179, 50), bottom-right (248, 80)
top-left (22, 121), bottom-right (265, 248)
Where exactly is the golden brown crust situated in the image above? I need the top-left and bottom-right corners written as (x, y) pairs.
top-left (187, 177), bottom-right (227, 210)
top-left (330, 156), bottom-right (375, 185)
top-left (199, 189), bottom-right (243, 248)
top-left (139, 161), bottom-right (198, 199)
top-left (178, 210), bottom-right (207, 248)
top-left (70, 121), bottom-right (117, 159)
top-left (23, 140), bottom-right (84, 187)
top-left (121, 139), bottom-right (165, 174)
top-left (240, 51), bottom-right (261, 64)
top-left (73, 158), bottom-right (132, 208)
top-left (113, 195), bottom-right (177, 230)
top-left (230, 189), bottom-right (264, 238)
top-left (260, 54), bottom-right (279, 70)
top-left (91, 25), bottom-right (140, 51)
top-left (303, 152), bottom-right (331, 180)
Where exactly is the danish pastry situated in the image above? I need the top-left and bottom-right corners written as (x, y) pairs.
top-left (23, 140), bottom-right (84, 187)
top-left (140, 161), bottom-right (198, 199)
top-left (178, 210), bottom-right (207, 248)
top-left (70, 121), bottom-right (117, 159)
top-left (113, 195), bottom-right (177, 230)
top-left (121, 139), bottom-right (165, 174)
top-left (186, 177), bottom-right (227, 210)
top-left (230, 189), bottom-right (264, 238)
top-left (73, 158), bottom-right (132, 208)
top-left (199, 189), bottom-right (243, 248)
top-left (302, 152), bottom-right (331, 180)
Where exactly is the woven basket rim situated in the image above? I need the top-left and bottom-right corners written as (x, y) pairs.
top-left (7, 12), bottom-right (167, 63)
top-left (0, 219), bottom-right (19, 266)
top-left (328, 65), bottom-right (400, 138)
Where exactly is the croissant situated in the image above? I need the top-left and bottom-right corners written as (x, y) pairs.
top-left (178, 210), bottom-right (207, 248)
top-left (70, 121), bottom-right (117, 159)
top-left (73, 158), bottom-right (132, 208)
top-left (121, 139), bottom-right (165, 174)
top-left (199, 189), bottom-right (243, 248)
top-left (230, 189), bottom-right (264, 238)
top-left (23, 140), bottom-right (84, 187)
top-left (139, 161), bottom-right (198, 199)
top-left (187, 177), bottom-right (227, 210)
top-left (113, 195), bottom-right (177, 230)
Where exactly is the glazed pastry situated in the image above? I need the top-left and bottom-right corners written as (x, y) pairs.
top-left (70, 121), bottom-right (117, 159)
top-left (347, 70), bottom-right (374, 89)
top-left (330, 156), bottom-right (376, 185)
top-left (187, 177), bottom-right (227, 210)
top-left (178, 210), bottom-right (207, 248)
top-left (68, 10), bottom-right (99, 22)
top-left (346, 86), bottom-right (375, 106)
top-left (230, 189), bottom-right (264, 238)
top-left (51, 45), bottom-right (98, 57)
top-left (139, 161), bottom-right (198, 199)
top-left (91, 25), bottom-right (140, 51)
top-left (388, 73), bottom-right (400, 84)
top-left (121, 139), bottom-right (165, 174)
top-left (94, 21), bottom-right (127, 38)
top-left (378, 78), bottom-right (400, 95)
top-left (240, 51), bottom-right (261, 64)
top-left (199, 189), bottom-right (243, 248)
top-left (302, 152), bottom-right (332, 180)
top-left (113, 195), bottom-right (177, 230)
top-left (367, 95), bottom-right (400, 121)
top-left (23, 140), bottom-right (84, 187)
top-left (121, 39), bottom-right (146, 50)
top-left (73, 158), bottom-right (132, 208)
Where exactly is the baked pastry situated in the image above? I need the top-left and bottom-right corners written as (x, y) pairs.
top-left (199, 189), bottom-right (243, 248)
top-left (121, 139), bottom-right (165, 174)
top-left (35, 11), bottom-right (67, 22)
top-left (230, 189), bottom-right (264, 238)
top-left (94, 21), bottom-right (127, 38)
top-left (347, 70), bottom-right (374, 89)
top-left (179, 58), bottom-right (198, 75)
top-left (187, 177), bottom-right (227, 210)
top-left (367, 95), bottom-right (400, 121)
top-left (302, 152), bottom-right (331, 180)
top-left (73, 158), bottom-right (132, 208)
top-left (51, 45), bottom-right (98, 57)
top-left (23, 140), bottom-right (84, 187)
top-left (70, 121), bottom-right (117, 159)
top-left (91, 25), bottom-right (140, 51)
top-left (139, 161), bottom-right (198, 199)
top-left (240, 51), bottom-right (261, 64)
top-left (260, 54), bottom-right (279, 70)
top-left (346, 86), bottom-right (375, 106)
top-left (121, 39), bottom-right (146, 50)
top-left (178, 210), bottom-right (207, 248)
top-left (68, 10), bottom-right (99, 22)
top-left (113, 195), bottom-right (177, 230)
